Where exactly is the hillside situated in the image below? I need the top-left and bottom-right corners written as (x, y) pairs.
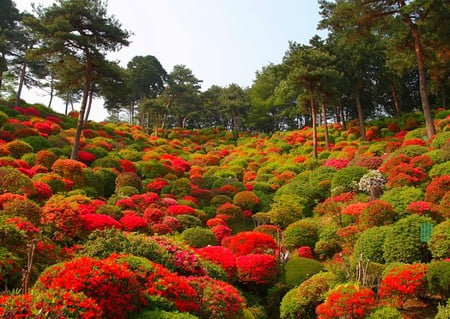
top-left (0, 101), bottom-right (450, 319)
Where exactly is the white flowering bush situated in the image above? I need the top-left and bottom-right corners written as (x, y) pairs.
top-left (358, 170), bottom-right (386, 193)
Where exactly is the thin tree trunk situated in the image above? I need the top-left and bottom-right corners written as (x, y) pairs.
top-left (65, 93), bottom-right (69, 115)
top-left (16, 61), bottom-right (27, 106)
top-left (321, 101), bottom-right (330, 149)
top-left (355, 82), bottom-right (366, 141)
top-left (84, 85), bottom-right (94, 122)
top-left (340, 102), bottom-right (347, 130)
top-left (48, 76), bottom-right (54, 109)
top-left (441, 83), bottom-right (446, 109)
top-left (311, 94), bottom-right (318, 160)
top-left (71, 54), bottom-right (92, 160)
top-left (391, 81), bottom-right (401, 116)
top-left (402, 12), bottom-right (435, 138)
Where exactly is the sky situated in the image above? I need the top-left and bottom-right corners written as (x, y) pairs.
top-left (12, 0), bottom-right (324, 121)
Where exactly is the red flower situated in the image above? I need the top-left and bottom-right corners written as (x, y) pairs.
top-left (236, 254), bottom-right (279, 284)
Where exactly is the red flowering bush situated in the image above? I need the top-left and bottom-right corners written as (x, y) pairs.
top-left (30, 180), bottom-right (53, 202)
top-left (315, 283), bottom-right (376, 319)
top-left (81, 214), bottom-right (121, 232)
top-left (324, 158), bottom-right (350, 170)
top-left (196, 246), bottom-right (237, 280)
top-left (51, 158), bottom-right (87, 187)
top-left (210, 224), bottom-right (233, 242)
top-left (216, 202), bottom-right (242, 219)
top-left (119, 212), bottom-right (149, 232)
top-left (206, 217), bottom-right (227, 228)
top-left (145, 178), bottom-right (169, 193)
top-left (385, 162), bottom-right (427, 187)
top-left (314, 192), bottom-right (356, 217)
top-left (187, 276), bottom-right (246, 319)
top-left (232, 190), bottom-right (260, 210)
top-left (406, 201), bottom-right (440, 219)
top-left (225, 231), bottom-right (277, 256)
top-left (34, 256), bottom-right (146, 319)
top-left (425, 175), bottom-right (450, 204)
top-left (379, 263), bottom-right (428, 308)
top-left (166, 204), bottom-right (196, 216)
top-left (359, 200), bottom-right (397, 229)
top-left (151, 223), bottom-right (172, 235)
top-left (143, 207), bottom-right (164, 224)
top-left (77, 150), bottom-right (96, 164)
top-left (236, 253), bottom-right (279, 284)
top-left (297, 246), bottom-right (314, 259)
top-left (341, 202), bottom-right (368, 218)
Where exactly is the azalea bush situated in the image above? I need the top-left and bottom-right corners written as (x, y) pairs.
top-left (283, 219), bottom-right (318, 250)
top-left (225, 231), bottom-right (277, 256)
top-left (236, 253), bottom-right (279, 285)
top-left (428, 220), bottom-right (450, 259)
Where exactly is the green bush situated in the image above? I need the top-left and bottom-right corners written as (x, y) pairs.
top-left (388, 145), bottom-right (428, 159)
top-left (428, 220), bottom-right (450, 259)
top-left (429, 161), bottom-right (450, 177)
top-left (84, 146), bottom-right (108, 159)
top-left (92, 156), bottom-right (121, 170)
top-left (268, 194), bottom-right (308, 228)
top-left (3, 140), bottom-right (34, 158)
top-left (0, 166), bottom-right (34, 195)
top-left (116, 186), bottom-right (140, 197)
top-left (21, 152), bottom-right (36, 166)
top-left (132, 310), bottom-right (199, 319)
top-left (82, 168), bottom-right (105, 197)
top-left (282, 254), bottom-right (324, 289)
top-left (383, 215), bottom-right (434, 263)
top-left (314, 239), bottom-right (341, 260)
top-left (115, 172), bottom-right (143, 192)
top-left (0, 110), bottom-right (8, 126)
top-left (353, 226), bottom-right (391, 264)
top-left (380, 186), bottom-right (424, 216)
top-left (274, 172), bottom-right (318, 209)
top-left (280, 271), bottom-right (336, 319)
top-left (96, 168), bottom-right (118, 198)
top-left (175, 214), bottom-right (204, 230)
top-left (435, 298), bottom-right (450, 319)
top-left (182, 227), bottom-right (217, 248)
top-left (20, 135), bottom-right (50, 152)
top-left (165, 178), bottom-right (192, 198)
top-left (366, 306), bottom-right (402, 319)
top-left (331, 166), bottom-right (368, 194)
top-left (432, 131), bottom-right (450, 149)
top-left (118, 148), bottom-right (142, 161)
top-left (283, 219), bottom-right (318, 250)
top-left (426, 260), bottom-right (450, 299)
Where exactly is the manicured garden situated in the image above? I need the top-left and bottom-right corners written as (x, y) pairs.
top-left (0, 102), bottom-right (450, 318)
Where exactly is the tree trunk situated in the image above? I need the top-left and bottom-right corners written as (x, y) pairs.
top-left (340, 102), bottom-right (347, 130)
top-left (48, 76), bottom-right (54, 109)
top-left (15, 61), bottom-right (27, 106)
top-left (71, 54), bottom-right (92, 160)
top-left (441, 83), bottom-right (447, 109)
top-left (391, 81), bottom-right (401, 116)
top-left (321, 101), bottom-right (330, 149)
top-left (65, 93), bottom-right (69, 115)
top-left (311, 95), bottom-right (318, 160)
top-left (402, 12), bottom-right (436, 138)
top-left (84, 85), bottom-right (94, 122)
top-left (355, 82), bottom-right (366, 141)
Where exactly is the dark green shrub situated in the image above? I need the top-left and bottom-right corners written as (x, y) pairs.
top-left (366, 306), bottom-right (402, 319)
top-left (280, 272), bottom-right (336, 319)
top-left (383, 215), bottom-right (434, 263)
top-left (47, 135), bottom-right (70, 148)
top-left (268, 195), bottom-right (308, 228)
top-left (331, 166), bottom-right (368, 194)
top-left (282, 254), bottom-right (324, 289)
top-left (165, 178), bottom-right (192, 198)
top-left (92, 156), bottom-right (121, 170)
top-left (314, 239), bottom-right (341, 260)
top-left (388, 145), bottom-right (428, 159)
top-left (138, 160), bottom-right (167, 179)
top-left (116, 186), bottom-right (140, 197)
top-left (84, 146), bottom-right (108, 159)
top-left (115, 172), bottom-right (142, 192)
top-left (0, 110), bottom-right (8, 126)
top-left (353, 226), bottom-right (391, 264)
top-left (175, 214), bottom-right (204, 230)
top-left (426, 260), bottom-right (450, 299)
top-left (96, 204), bottom-right (123, 220)
top-left (96, 168), bottom-right (118, 197)
top-left (283, 219), bottom-right (318, 250)
top-left (380, 186), bottom-right (424, 216)
top-left (182, 227), bottom-right (217, 248)
top-left (118, 148), bottom-right (142, 161)
top-left (20, 135), bottom-right (50, 152)
top-left (82, 168), bottom-right (105, 197)
top-left (428, 220), bottom-right (450, 259)
top-left (2, 197), bottom-right (42, 225)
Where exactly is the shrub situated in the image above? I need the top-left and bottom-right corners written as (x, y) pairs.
top-left (233, 190), bottom-right (260, 211)
top-left (133, 310), bottom-right (199, 319)
top-left (380, 186), bottom-right (424, 216)
top-left (283, 219), bottom-right (318, 250)
top-left (236, 253), bottom-right (279, 285)
top-left (92, 156), bottom-right (121, 170)
top-left (0, 166), bottom-right (35, 195)
top-left (353, 226), bottom-right (391, 264)
top-left (195, 246), bottom-right (236, 281)
top-left (20, 135), bottom-right (50, 152)
top-left (268, 194), bottom-right (308, 228)
top-left (429, 161), bottom-right (450, 177)
top-left (425, 175), bottom-right (450, 204)
top-left (426, 260), bottom-right (450, 299)
top-left (35, 150), bottom-right (58, 169)
top-left (331, 166), bottom-right (368, 194)
top-left (383, 215), bottom-right (434, 263)
top-left (435, 298), bottom-right (450, 319)
top-left (359, 200), bottom-right (397, 230)
top-left (187, 276), bottom-right (246, 319)
top-left (280, 272), bottom-right (336, 319)
top-left (428, 220), bottom-right (450, 259)
top-left (379, 263), bottom-right (427, 308)
top-left (182, 227), bottom-right (217, 248)
top-left (115, 172), bottom-right (142, 192)
top-left (34, 256), bottom-right (146, 319)
top-left (51, 158), bottom-right (86, 188)
top-left (0, 110), bottom-right (8, 126)
top-left (1, 197), bottom-right (42, 225)
top-left (175, 214), bottom-right (204, 230)
top-left (315, 283), bottom-right (376, 319)
top-left (283, 255), bottom-right (324, 289)
top-left (365, 306), bottom-right (402, 319)
top-left (225, 231), bottom-right (277, 256)
top-left (80, 213), bottom-right (121, 232)
top-left (2, 140), bottom-right (33, 158)
top-left (138, 160), bottom-right (167, 179)
top-left (119, 213), bottom-right (148, 232)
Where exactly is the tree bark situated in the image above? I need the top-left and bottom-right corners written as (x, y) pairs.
top-left (402, 11), bottom-right (436, 138)
top-left (71, 54), bottom-right (92, 160)
top-left (321, 101), bottom-right (330, 149)
top-left (311, 94), bottom-right (318, 160)
top-left (48, 76), bottom-right (54, 109)
top-left (15, 61), bottom-right (27, 106)
top-left (391, 81), bottom-right (401, 116)
top-left (84, 84), bottom-right (94, 122)
top-left (355, 82), bottom-right (366, 141)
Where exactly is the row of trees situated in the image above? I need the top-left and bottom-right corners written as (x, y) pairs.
top-left (0, 0), bottom-right (449, 158)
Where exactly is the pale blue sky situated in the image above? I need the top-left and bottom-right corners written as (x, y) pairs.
top-left (13, 0), bottom-right (324, 121)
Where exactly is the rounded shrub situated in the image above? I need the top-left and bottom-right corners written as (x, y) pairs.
top-left (138, 160), bottom-right (167, 179)
top-left (132, 310), bottom-right (199, 319)
top-left (426, 260), bottom-right (450, 299)
top-left (365, 306), bottom-right (402, 319)
top-left (282, 254), bottom-right (324, 289)
top-left (331, 166), bottom-right (368, 194)
top-left (115, 172), bottom-right (142, 192)
top-left (2, 140), bottom-right (33, 158)
top-left (20, 135), bottom-right (50, 152)
top-left (353, 226), bottom-right (391, 264)
top-left (0, 166), bottom-right (34, 195)
top-left (380, 186), bottom-right (424, 216)
top-left (233, 190), bottom-right (260, 211)
top-left (383, 214), bottom-right (434, 263)
top-left (428, 220), bottom-right (450, 259)
top-left (283, 219), bottom-right (318, 250)
top-left (359, 200), bottom-right (397, 229)
top-left (268, 194), bottom-right (308, 228)
top-left (236, 253), bottom-right (279, 285)
top-left (182, 226), bottom-right (218, 248)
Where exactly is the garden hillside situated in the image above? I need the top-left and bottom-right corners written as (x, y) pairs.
top-left (1, 102), bottom-right (450, 319)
